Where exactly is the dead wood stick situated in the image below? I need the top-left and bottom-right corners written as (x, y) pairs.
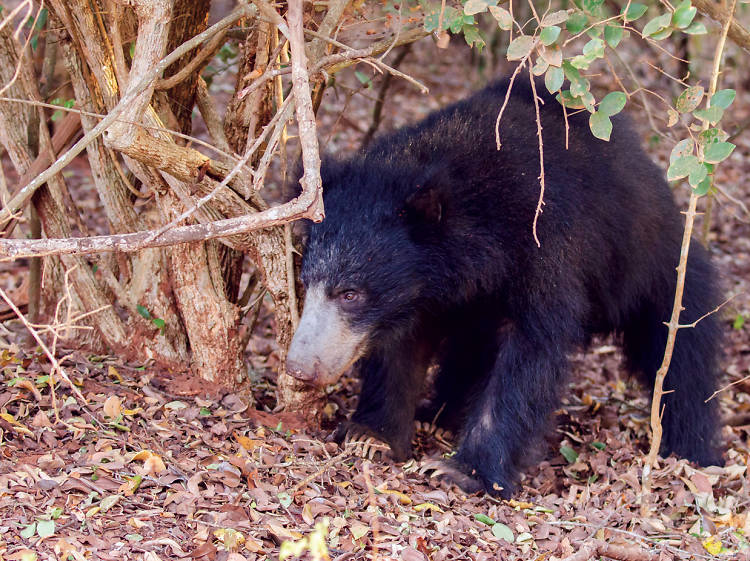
top-left (561, 540), bottom-right (660, 561)
top-left (0, 198), bottom-right (318, 258)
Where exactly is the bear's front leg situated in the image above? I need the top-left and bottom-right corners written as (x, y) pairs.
top-left (335, 342), bottom-right (428, 461)
top-left (445, 325), bottom-right (573, 497)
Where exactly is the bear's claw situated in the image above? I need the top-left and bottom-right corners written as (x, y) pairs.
top-left (333, 422), bottom-right (392, 461)
top-left (420, 457), bottom-right (500, 496)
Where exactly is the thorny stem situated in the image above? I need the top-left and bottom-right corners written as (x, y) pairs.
top-left (642, 0), bottom-right (737, 494)
top-left (528, 64), bottom-right (545, 248)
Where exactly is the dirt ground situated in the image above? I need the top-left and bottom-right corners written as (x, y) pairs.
top-left (1, 26), bottom-right (749, 561)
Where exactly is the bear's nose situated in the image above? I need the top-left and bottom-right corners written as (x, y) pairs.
top-left (286, 358), bottom-right (320, 383)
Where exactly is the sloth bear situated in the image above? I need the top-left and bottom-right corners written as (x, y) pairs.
top-left (286, 76), bottom-right (723, 496)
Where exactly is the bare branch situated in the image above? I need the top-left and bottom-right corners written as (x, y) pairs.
top-left (0, 286), bottom-right (87, 405)
top-left (286, 0), bottom-right (324, 222)
top-left (155, 29), bottom-right (229, 91)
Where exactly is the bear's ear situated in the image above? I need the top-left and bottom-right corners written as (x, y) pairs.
top-left (405, 185), bottom-right (443, 224)
top-left (404, 169), bottom-right (449, 226)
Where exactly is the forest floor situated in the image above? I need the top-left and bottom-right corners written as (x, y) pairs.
top-left (1, 27), bottom-right (750, 561)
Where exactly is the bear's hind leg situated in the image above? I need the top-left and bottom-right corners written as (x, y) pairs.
top-left (623, 245), bottom-right (723, 466)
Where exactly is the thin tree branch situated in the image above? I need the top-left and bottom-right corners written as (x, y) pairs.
top-left (155, 29), bottom-right (229, 91)
top-left (528, 64), bottom-right (545, 248)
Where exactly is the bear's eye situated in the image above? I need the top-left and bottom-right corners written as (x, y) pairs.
top-left (339, 290), bottom-right (361, 304)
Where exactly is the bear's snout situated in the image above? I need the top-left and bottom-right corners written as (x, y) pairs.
top-left (285, 356), bottom-right (323, 384)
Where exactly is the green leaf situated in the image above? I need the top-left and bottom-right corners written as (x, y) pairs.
top-left (36, 519), bottom-right (55, 538)
top-left (199, 406), bottom-right (211, 416)
top-left (733, 314), bottom-right (745, 330)
top-left (642, 13), bottom-right (672, 37)
top-left (532, 58), bottom-right (549, 76)
top-left (582, 0), bottom-right (606, 15)
top-left (591, 441), bottom-right (606, 450)
top-left (650, 27), bottom-right (673, 40)
top-left (462, 25), bottom-right (486, 51)
top-left (667, 155), bottom-right (701, 180)
top-left (556, 90), bottom-right (586, 109)
top-left (688, 163), bottom-right (708, 187)
top-left (623, 3), bottom-right (648, 22)
top-left (20, 522), bottom-right (36, 539)
top-left (354, 70), bottom-right (372, 88)
top-left (581, 91), bottom-right (596, 113)
top-left (703, 142), bottom-right (735, 164)
top-left (542, 10), bottom-right (569, 26)
top-left (464, 0), bottom-right (496, 16)
top-left (489, 6), bottom-right (513, 30)
top-left (151, 318), bottom-right (166, 333)
top-left (673, 1), bottom-right (697, 29)
top-left (683, 21), bottom-right (707, 34)
top-left (589, 111), bottom-right (613, 141)
top-left (693, 175), bottom-right (712, 196)
top-left (560, 446), bottom-right (578, 464)
top-left (670, 138), bottom-right (695, 163)
top-left (563, 62), bottom-right (590, 97)
top-left (586, 26), bottom-right (603, 39)
top-left (448, 11), bottom-right (471, 33)
top-left (545, 66), bottom-right (564, 93)
top-left (698, 128), bottom-right (729, 147)
top-left (278, 492), bottom-right (293, 508)
top-left (598, 91), bottom-right (627, 116)
top-left (507, 35), bottom-right (535, 61)
top-left (582, 37), bottom-right (605, 57)
top-left (675, 85), bottom-right (704, 113)
top-left (566, 12), bottom-right (588, 34)
top-left (570, 54), bottom-right (594, 70)
top-left (540, 25), bottom-right (561, 46)
top-left (711, 89), bottom-right (735, 109)
top-left (604, 24), bottom-right (623, 47)
top-left (693, 105), bottom-right (724, 125)
top-left (36, 8), bottom-right (48, 30)
top-left (492, 522), bottom-right (515, 542)
top-left (136, 305), bottom-right (151, 320)
top-left (474, 513), bottom-right (496, 525)
top-left (424, 6), bottom-right (460, 32)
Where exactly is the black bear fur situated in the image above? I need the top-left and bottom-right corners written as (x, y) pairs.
top-left (291, 76), bottom-right (724, 497)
